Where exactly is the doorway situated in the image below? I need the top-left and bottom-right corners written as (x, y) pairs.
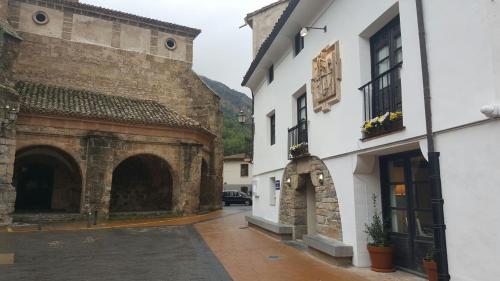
top-left (380, 150), bottom-right (434, 273)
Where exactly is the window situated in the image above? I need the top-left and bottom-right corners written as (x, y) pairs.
top-left (296, 94), bottom-right (308, 144)
top-left (269, 177), bottom-right (276, 206)
top-left (240, 164), bottom-right (249, 177)
top-left (297, 94), bottom-right (307, 123)
top-left (268, 65), bottom-right (274, 84)
top-left (33, 11), bottom-right (49, 25)
top-left (294, 32), bottom-right (305, 56)
top-left (165, 38), bottom-right (177, 50)
top-left (369, 16), bottom-right (402, 117)
top-left (270, 114), bottom-right (276, 145)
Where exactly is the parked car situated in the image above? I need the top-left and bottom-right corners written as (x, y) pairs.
top-left (222, 191), bottom-right (252, 206)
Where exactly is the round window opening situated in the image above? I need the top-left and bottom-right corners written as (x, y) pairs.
top-left (165, 38), bottom-right (177, 50)
top-left (33, 11), bottom-right (49, 25)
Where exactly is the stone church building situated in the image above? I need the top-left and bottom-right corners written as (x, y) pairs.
top-left (0, 0), bottom-right (223, 225)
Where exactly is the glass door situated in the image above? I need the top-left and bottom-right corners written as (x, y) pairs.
top-left (380, 151), bottom-right (434, 273)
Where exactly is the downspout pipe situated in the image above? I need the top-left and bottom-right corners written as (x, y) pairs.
top-left (415, 1), bottom-right (451, 280)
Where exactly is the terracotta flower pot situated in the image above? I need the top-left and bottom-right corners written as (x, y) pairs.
top-left (367, 245), bottom-right (395, 272)
top-left (423, 259), bottom-right (438, 281)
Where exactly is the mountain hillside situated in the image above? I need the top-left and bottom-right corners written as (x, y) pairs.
top-left (199, 76), bottom-right (252, 156)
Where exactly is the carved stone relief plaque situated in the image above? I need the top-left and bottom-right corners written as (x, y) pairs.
top-left (311, 41), bottom-right (341, 113)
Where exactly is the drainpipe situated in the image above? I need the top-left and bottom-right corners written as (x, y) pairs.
top-left (250, 90), bottom-right (255, 162)
top-left (415, 1), bottom-right (450, 280)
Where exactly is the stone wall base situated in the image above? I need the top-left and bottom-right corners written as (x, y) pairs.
top-left (0, 185), bottom-right (16, 226)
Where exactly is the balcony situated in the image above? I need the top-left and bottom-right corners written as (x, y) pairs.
top-left (359, 63), bottom-right (404, 139)
top-left (288, 120), bottom-right (309, 160)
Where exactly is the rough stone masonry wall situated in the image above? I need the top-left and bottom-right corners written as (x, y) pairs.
top-left (280, 156), bottom-right (343, 241)
top-left (12, 31), bottom-right (224, 211)
top-left (248, 1), bottom-right (289, 57)
top-left (0, 85), bottom-right (18, 225)
top-left (0, 8), bottom-right (21, 224)
top-left (15, 118), bottom-right (210, 219)
top-left (0, 0), bottom-right (7, 19)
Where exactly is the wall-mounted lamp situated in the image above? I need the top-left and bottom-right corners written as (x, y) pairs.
top-left (238, 109), bottom-right (247, 124)
top-left (318, 173), bottom-right (324, 185)
top-left (300, 25), bottom-right (327, 37)
top-left (286, 177), bottom-right (291, 185)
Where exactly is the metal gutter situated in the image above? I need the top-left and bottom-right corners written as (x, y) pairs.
top-left (415, 0), bottom-right (450, 280)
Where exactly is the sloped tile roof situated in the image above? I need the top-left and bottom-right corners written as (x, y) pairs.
top-left (15, 81), bottom-right (203, 130)
top-left (245, 0), bottom-right (290, 22)
top-left (224, 153), bottom-right (247, 160)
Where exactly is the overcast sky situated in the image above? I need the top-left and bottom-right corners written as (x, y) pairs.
top-left (81, 0), bottom-right (277, 97)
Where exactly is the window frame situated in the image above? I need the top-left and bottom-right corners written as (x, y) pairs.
top-left (368, 16), bottom-right (403, 118)
top-left (268, 64), bottom-right (274, 84)
top-left (240, 163), bottom-right (249, 177)
top-left (270, 114), bottom-right (276, 146)
top-left (294, 32), bottom-right (305, 56)
top-left (296, 94), bottom-right (307, 124)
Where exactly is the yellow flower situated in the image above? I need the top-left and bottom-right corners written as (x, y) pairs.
top-left (389, 111), bottom-right (403, 121)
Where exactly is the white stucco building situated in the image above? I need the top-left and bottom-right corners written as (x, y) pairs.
top-left (223, 154), bottom-right (253, 193)
top-left (242, 1), bottom-right (500, 281)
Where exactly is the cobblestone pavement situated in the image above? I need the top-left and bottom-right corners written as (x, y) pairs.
top-left (0, 224), bottom-right (232, 281)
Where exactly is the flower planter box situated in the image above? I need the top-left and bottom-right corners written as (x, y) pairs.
top-left (362, 113), bottom-right (403, 140)
top-left (289, 143), bottom-right (309, 159)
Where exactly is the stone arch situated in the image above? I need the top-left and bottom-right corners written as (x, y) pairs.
top-left (110, 154), bottom-right (174, 212)
top-left (13, 145), bottom-right (83, 213)
top-left (279, 156), bottom-right (342, 241)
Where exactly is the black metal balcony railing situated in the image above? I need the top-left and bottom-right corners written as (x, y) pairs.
top-left (288, 119), bottom-right (308, 159)
top-left (359, 63), bottom-right (403, 121)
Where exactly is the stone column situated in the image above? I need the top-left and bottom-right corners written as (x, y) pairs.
top-left (0, 85), bottom-right (18, 226)
top-left (174, 143), bottom-right (202, 214)
top-left (82, 133), bottom-right (120, 221)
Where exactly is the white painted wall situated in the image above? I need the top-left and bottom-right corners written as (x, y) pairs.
top-left (223, 160), bottom-right (253, 186)
top-left (251, 170), bottom-right (283, 223)
top-left (436, 121), bottom-right (500, 281)
top-left (247, 0), bottom-right (500, 278)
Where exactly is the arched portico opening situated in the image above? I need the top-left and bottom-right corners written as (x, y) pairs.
top-left (13, 146), bottom-right (82, 213)
top-left (199, 159), bottom-right (210, 209)
top-left (280, 156), bottom-right (342, 241)
top-left (110, 154), bottom-right (173, 212)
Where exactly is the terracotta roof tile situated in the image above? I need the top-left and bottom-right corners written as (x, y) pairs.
top-left (16, 81), bottom-right (203, 130)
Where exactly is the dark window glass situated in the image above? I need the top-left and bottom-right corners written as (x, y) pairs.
top-left (270, 114), bottom-right (276, 145)
top-left (240, 164), bottom-right (249, 177)
top-left (370, 17), bottom-right (403, 118)
top-left (296, 94), bottom-right (308, 144)
top-left (268, 65), bottom-right (274, 83)
top-left (294, 32), bottom-right (305, 56)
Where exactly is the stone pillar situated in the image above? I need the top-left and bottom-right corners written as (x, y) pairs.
top-left (0, 85), bottom-right (18, 226)
top-left (174, 143), bottom-right (202, 214)
top-left (82, 133), bottom-right (120, 221)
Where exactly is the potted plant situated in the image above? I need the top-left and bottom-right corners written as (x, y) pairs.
top-left (365, 194), bottom-right (395, 272)
top-left (423, 246), bottom-right (438, 281)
